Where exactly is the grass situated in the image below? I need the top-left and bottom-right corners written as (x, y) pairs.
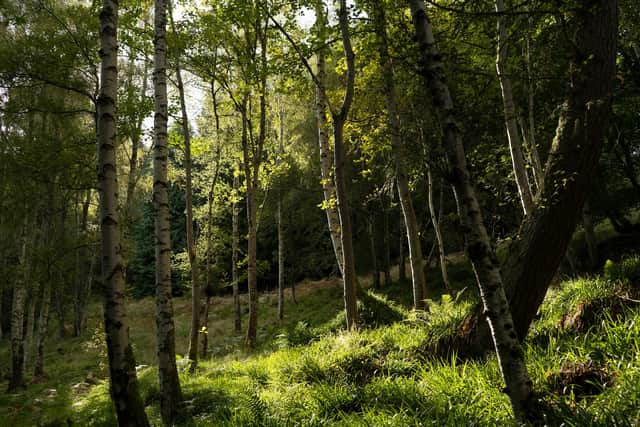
top-left (2, 254), bottom-right (640, 426)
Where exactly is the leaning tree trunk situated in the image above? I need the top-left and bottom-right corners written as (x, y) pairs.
top-left (97, 1), bottom-right (150, 424)
top-left (314, 0), bottom-right (344, 277)
top-left (500, 0), bottom-right (617, 340)
top-left (23, 290), bottom-right (37, 368)
top-left (169, 4), bottom-right (201, 370)
top-left (153, 0), bottom-right (183, 423)
top-left (372, 0), bottom-right (426, 308)
top-left (408, 0), bottom-right (534, 420)
top-left (495, 0), bottom-right (535, 216)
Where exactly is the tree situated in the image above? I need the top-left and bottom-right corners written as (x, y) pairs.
top-left (96, 0), bottom-right (149, 424)
top-left (407, 0), bottom-right (534, 420)
top-left (370, 0), bottom-right (427, 309)
top-left (152, 0), bottom-right (183, 423)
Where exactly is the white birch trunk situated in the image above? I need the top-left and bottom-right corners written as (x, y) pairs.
top-left (97, 0), bottom-right (149, 423)
top-left (153, 0), bottom-right (183, 423)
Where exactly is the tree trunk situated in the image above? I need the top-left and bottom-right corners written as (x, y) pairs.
top-left (74, 189), bottom-right (92, 337)
top-left (200, 296), bottom-right (210, 359)
top-left (500, 0), bottom-right (617, 340)
top-left (277, 98), bottom-right (285, 322)
top-left (123, 60), bottom-right (148, 283)
top-left (399, 225), bottom-right (406, 282)
top-left (372, 0), bottom-right (427, 306)
top-left (523, 22), bottom-right (544, 190)
top-left (582, 199), bottom-right (598, 269)
top-left (9, 283), bottom-right (26, 392)
top-left (380, 193), bottom-right (392, 287)
top-left (367, 215), bottom-right (381, 289)
top-left (152, 0), bottom-right (183, 423)
top-left (495, 0), bottom-right (534, 216)
top-left (314, 0), bottom-right (344, 277)
top-left (8, 227), bottom-right (29, 392)
top-left (23, 291), bottom-right (37, 367)
top-left (168, 4), bottom-right (200, 370)
top-left (427, 165), bottom-right (451, 292)
top-left (97, 1), bottom-right (149, 424)
top-left (408, 0), bottom-right (533, 420)
top-left (34, 279), bottom-right (51, 379)
top-left (242, 96), bottom-right (259, 348)
top-left (232, 171), bottom-right (242, 334)
top-left (332, 0), bottom-right (359, 329)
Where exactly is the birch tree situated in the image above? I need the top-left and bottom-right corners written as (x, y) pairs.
top-left (153, 0), bottom-right (183, 422)
top-left (96, 0), bottom-right (149, 423)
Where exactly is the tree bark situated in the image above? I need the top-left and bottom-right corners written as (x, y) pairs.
top-left (314, 0), bottom-right (344, 277)
top-left (277, 98), bottom-right (285, 322)
top-left (74, 189), bottom-right (92, 337)
top-left (232, 170), bottom-right (242, 334)
top-left (330, 0), bottom-right (359, 330)
top-left (399, 225), bottom-right (407, 282)
top-left (427, 164), bottom-right (450, 292)
top-left (381, 193), bottom-right (391, 287)
top-left (33, 278), bottom-right (51, 379)
top-left (97, 1), bottom-right (150, 424)
top-left (23, 290), bottom-right (37, 367)
top-left (8, 227), bottom-right (28, 392)
top-left (495, 0), bottom-right (534, 216)
top-left (372, 0), bottom-right (427, 307)
top-left (582, 199), bottom-right (598, 269)
top-left (168, 3), bottom-right (201, 370)
top-left (153, 0), bottom-right (183, 423)
top-left (367, 214), bottom-right (381, 289)
top-left (500, 0), bottom-right (617, 340)
top-left (408, 0), bottom-right (533, 420)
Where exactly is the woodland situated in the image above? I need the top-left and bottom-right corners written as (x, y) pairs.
top-left (0, 0), bottom-right (639, 425)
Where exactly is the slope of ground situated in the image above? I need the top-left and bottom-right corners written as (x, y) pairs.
top-left (2, 255), bottom-right (640, 426)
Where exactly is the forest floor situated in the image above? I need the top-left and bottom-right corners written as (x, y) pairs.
top-left (2, 228), bottom-right (640, 425)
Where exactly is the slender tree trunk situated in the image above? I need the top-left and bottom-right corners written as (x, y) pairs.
top-left (153, 0), bottom-right (183, 423)
top-left (9, 282), bottom-right (26, 391)
top-left (582, 199), bottom-right (598, 269)
top-left (495, 0), bottom-right (534, 216)
top-left (314, 0), bottom-right (344, 277)
top-left (368, 215), bottom-right (381, 289)
top-left (23, 291), bottom-right (37, 367)
top-left (372, 0), bottom-right (427, 306)
top-left (408, 0), bottom-right (533, 420)
top-left (168, 4), bottom-right (201, 370)
top-left (33, 279), bottom-right (51, 379)
top-left (97, 1), bottom-right (149, 424)
top-left (523, 22), bottom-right (544, 190)
top-left (277, 98), bottom-right (285, 322)
top-left (123, 61), bottom-right (148, 282)
top-left (242, 96), bottom-right (259, 348)
top-left (427, 164), bottom-right (450, 292)
top-left (332, 0), bottom-right (359, 330)
top-left (380, 193), bottom-right (391, 286)
top-left (232, 171), bottom-right (242, 334)
top-left (75, 189), bottom-right (92, 337)
top-left (399, 225), bottom-right (406, 282)
top-left (8, 227), bottom-right (28, 392)
top-left (200, 296), bottom-right (210, 359)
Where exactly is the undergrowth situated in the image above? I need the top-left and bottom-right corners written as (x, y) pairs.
top-left (3, 256), bottom-right (640, 426)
